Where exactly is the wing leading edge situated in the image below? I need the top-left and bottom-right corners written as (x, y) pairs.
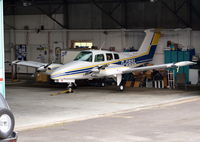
top-left (12, 60), bottom-right (48, 68)
top-left (12, 60), bottom-right (62, 72)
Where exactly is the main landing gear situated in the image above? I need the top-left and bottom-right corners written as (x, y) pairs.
top-left (116, 74), bottom-right (125, 91)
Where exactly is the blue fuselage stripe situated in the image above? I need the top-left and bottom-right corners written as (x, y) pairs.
top-left (52, 67), bottom-right (93, 78)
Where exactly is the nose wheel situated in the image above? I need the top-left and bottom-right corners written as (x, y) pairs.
top-left (51, 82), bottom-right (75, 96)
top-left (66, 82), bottom-right (73, 93)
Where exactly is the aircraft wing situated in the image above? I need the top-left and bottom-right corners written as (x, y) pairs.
top-left (12, 60), bottom-right (48, 68)
top-left (12, 60), bottom-right (62, 72)
top-left (123, 61), bottom-right (196, 73)
top-left (85, 61), bottom-right (195, 77)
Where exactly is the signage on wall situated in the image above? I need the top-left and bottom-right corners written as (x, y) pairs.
top-left (16, 44), bottom-right (27, 60)
top-left (55, 47), bottom-right (61, 63)
top-left (53, 42), bottom-right (63, 63)
top-left (36, 45), bottom-right (48, 63)
top-left (61, 50), bottom-right (67, 57)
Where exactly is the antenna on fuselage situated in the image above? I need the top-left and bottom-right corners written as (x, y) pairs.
top-left (99, 41), bottom-right (105, 50)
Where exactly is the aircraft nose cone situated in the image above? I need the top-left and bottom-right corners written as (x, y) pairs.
top-left (50, 72), bottom-right (55, 80)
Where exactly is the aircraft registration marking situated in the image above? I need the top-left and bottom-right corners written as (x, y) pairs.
top-left (121, 58), bottom-right (136, 66)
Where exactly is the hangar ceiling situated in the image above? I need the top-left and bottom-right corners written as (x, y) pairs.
top-left (4, 0), bottom-right (200, 30)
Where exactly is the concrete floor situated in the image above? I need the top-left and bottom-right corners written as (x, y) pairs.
top-left (19, 98), bottom-right (200, 142)
top-left (5, 82), bottom-right (200, 132)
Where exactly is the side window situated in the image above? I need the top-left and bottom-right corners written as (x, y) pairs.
top-left (106, 53), bottom-right (113, 61)
top-left (114, 54), bottom-right (119, 60)
top-left (95, 54), bottom-right (105, 62)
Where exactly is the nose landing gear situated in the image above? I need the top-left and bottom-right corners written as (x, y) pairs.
top-left (51, 82), bottom-right (75, 96)
top-left (66, 82), bottom-right (73, 93)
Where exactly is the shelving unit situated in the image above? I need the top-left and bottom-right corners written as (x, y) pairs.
top-left (164, 49), bottom-right (195, 85)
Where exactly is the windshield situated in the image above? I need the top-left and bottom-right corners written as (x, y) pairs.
top-left (74, 51), bottom-right (93, 62)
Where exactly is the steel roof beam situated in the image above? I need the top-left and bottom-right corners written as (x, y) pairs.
top-left (34, 5), bottom-right (66, 29)
top-left (92, 0), bottom-right (124, 28)
top-left (160, 0), bottom-right (189, 27)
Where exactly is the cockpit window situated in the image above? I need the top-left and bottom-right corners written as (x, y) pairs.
top-left (106, 53), bottom-right (113, 61)
top-left (74, 51), bottom-right (93, 62)
top-left (95, 54), bottom-right (105, 62)
top-left (114, 53), bottom-right (119, 59)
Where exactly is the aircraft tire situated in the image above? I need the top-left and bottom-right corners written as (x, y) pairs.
top-left (68, 88), bottom-right (73, 93)
top-left (119, 84), bottom-right (124, 91)
top-left (0, 108), bottom-right (15, 139)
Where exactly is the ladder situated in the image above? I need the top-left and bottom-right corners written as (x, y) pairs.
top-left (168, 70), bottom-right (175, 89)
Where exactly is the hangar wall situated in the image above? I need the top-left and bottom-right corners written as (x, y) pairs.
top-left (4, 14), bottom-right (200, 73)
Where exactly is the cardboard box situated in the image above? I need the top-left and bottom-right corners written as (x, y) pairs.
top-left (134, 81), bottom-right (140, 87)
top-left (36, 72), bottom-right (49, 82)
top-left (146, 63), bottom-right (154, 66)
top-left (125, 81), bottom-right (133, 87)
top-left (163, 76), bottom-right (168, 88)
top-left (133, 71), bottom-right (142, 76)
top-left (144, 70), bottom-right (153, 79)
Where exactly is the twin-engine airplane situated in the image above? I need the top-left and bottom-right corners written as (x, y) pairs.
top-left (12, 29), bottom-right (195, 92)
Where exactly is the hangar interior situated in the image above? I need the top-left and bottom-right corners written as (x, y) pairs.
top-left (1, 0), bottom-right (200, 141)
top-left (4, 0), bottom-right (200, 88)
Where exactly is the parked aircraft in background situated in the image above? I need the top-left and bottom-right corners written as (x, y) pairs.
top-left (12, 29), bottom-right (195, 92)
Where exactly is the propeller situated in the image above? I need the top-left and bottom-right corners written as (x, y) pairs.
top-left (44, 61), bottom-right (53, 69)
top-left (97, 64), bottom-right (109, 70)
top-left (85, 64), bottom-right (110, 75)
top-left (37, 61), bottom-right (53, 71)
